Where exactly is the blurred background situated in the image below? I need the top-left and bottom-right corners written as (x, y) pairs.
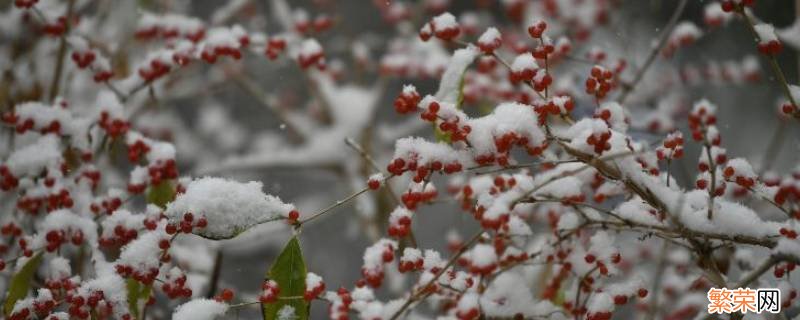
top-left (2, 0), bottom-right (800, 318)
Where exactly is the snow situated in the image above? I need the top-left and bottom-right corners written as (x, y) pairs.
top-left (298, 38), bottom-right (323, 59)
top-left (47, 257), bottom-right (72, 280)
top-left (74, 270), bottom-right (130, 318)
top-left (510, 53), bottom-right (538, 72)
top-left (423, 249), bottom-right (445, 271)
top-left (435, 45), bottom-right (479, 104)
top-left (101, 209), bottom-right (146, 239)
top-left (432, 12), bottom-right (459, 30)
top-left (671, 22), bottom-right (702, 42)
top-left (118, 229), bottom-right (168, 274)
top-left (277, 305), bottom-right (297, 320)
top-left (173, 299), bottom-right (228, 320)
top-left (586, 292), bottom-right (613, 313)
top-left (466, 102), bottom-right (546, 155)
top-left (754, 23), bottom-right (778, 42)
top-left (5, 135), bottom-right (62, 177)
top-left (678, 190), bottom-right (780, 238)
top-left (400, 247), bottom-right (423, 262)
top-left (34, 209), bottom-right (98, 249)
top-left (306, 272), bottom-right (323, 288)
top-left (480, 272), bottom-right (559, 317)
top-left (478, 27), bottom-right (501, 45)
top-left (616, 198), bottom-right (662, 226)
top-left (470, 244), bottom-right (497, 268)
top-left (774, 238), bottom-right (800, 259)
top-left (393, 137), bottom-right (473, 166)
top-left (363, 239), bottom-right (397, 271)
top-left (165, 177), bottom-right (295, 239)
top-left (726, 158), bottom-right (756, 179)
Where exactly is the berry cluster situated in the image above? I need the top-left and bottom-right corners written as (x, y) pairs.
top-left (90, 195), bottom-right (122, 216)
top-left (294, 13), bottom-right (334, 34)
top-left (773, 262), bottom-right (796, 278)
top-left (419, 13), bottom-right (460, 41)
top-left (755, 24), bottom-right (782, 55)
top-left (327, 287), bottom-right (353, 320)
top-left (167, 212), bottom-right (208, 234)
top-left (99, 222), bottom-right (140, 247)
top-left (259, 280), bottom-right (280, 303)
top-left (44, 229), bottom-right (84, 252)
top-left (656, 131), bottom-right (685, 160)
top-left (213, 288), bottom-right (235, 302)
top-left (400, 183), bottom-right (438, 210)
top-left (398, 248), bottom-right (424, 273)
top-left (476, 28), bottom-right (502, 54)
top-left (387, 208), bottom-right (413, 238)
top-left (720, 0), bottom-right (755, 12)
top-left (585, 65), bottom-right (615, 100)
top-left (66, 289), bottom-right (129, 319)
top-left (161, 268), bottom-right (193, 299)
top-left (585, 124), bottom-right (612, 155)
top-left (13, 0), bottom-right (38, 9)
top-left (361, 240), bottom-right (396, 288)
top-left (394, 85), bottom-right (422, 114)
top-left (98, 111), bottom-right (130, 139)
top-left (722, 161), bottom-right (756, 189)
top-left (8, 290), bottom-right (57, 320)
top-left (297, 40), bottom-right (325, 69)
top-left (304, 273), bottom-right (326, 301)
top-left (265, 37), bottom-right (287, 60)
top-left (779, 227), bottom-right (798, 239)
top-left (137, 56), bottom-right (174, 83)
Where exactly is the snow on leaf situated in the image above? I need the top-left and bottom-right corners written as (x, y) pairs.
top-left (165, 177), bottom-right (294, 239)
top-left (435, 45), bottom-right (479, 105)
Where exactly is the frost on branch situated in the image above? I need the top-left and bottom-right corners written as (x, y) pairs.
top-left (165, 177), bottom-right (295, 239)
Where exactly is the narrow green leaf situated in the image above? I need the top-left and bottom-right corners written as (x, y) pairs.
top-left (126, 279), bottom-right (151, 320)
top-left (456, 70), bottom-right (467, 109)
top-left (146, 179), bottom-right (175, 208)
top-left (3, 252), bottom-right (43, 316)
top-left (263, 236), bottom-right (308, 320)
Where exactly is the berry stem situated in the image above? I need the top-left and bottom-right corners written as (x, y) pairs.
top-left (738, 8), bottom-right (800, 118)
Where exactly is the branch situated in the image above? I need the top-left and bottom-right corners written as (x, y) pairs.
top-left (617, 0), bottom-right (689, 104)
top-left (388, 232), bottom-right (484, 320)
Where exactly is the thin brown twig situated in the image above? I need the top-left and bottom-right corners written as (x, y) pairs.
top-left (47, 0), bottom-right (76, 102)
top-left (388, 232), bottom-right (484, 320)
top-left (618, 0), bottom-right (689, 104)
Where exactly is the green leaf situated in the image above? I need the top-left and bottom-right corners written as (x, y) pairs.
top-left (263, 236), bottom-right (308, 320)
top-left (456, 70), bottom-right (467, 109)
top-left (434, 123), bottom-right (452, 143)
top-left (146, 179), bottom-right (175, 208)
top-left (3, 252), bottom-right (43, 316)
top-left (126, 279), bottom-right (151, 320)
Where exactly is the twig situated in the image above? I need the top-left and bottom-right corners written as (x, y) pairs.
top-left (344, 137), bottom-right (401, 206)
top-left (618, 0), bottom-right (689, 104)
top-left (644, 241), bottom-right (670, 320)
top-left (295, 176), bottom-right (394, 227)
top-left (388, 232), bottom-right (484, 320)
top-left (47, 0), bottom-right (77, 102)
top-left (737, 8), bottom-right (800, 119)
top-left (230, 72), bottom-right (305, 144)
